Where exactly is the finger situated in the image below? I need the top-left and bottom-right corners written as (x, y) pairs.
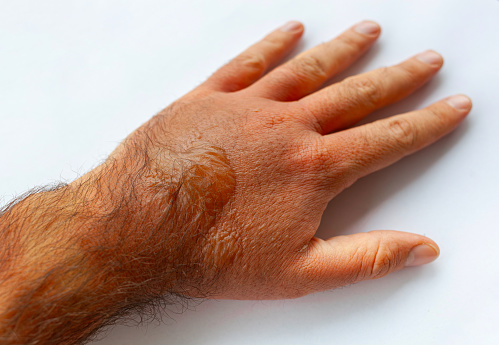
top-left (300, 50), bottom-right (444, 134)
top-left (247, 20), bottom-right (381, 101)
top-left (321, 95), bottom-right (472, 189)
top-left (291, 230), bottom-right (439, 293)
top-left (203, 21), bottom-right (304, 92)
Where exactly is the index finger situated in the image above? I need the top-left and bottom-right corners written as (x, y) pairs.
top-left (203, 21), bottom-right (304, 92)
top-left (321, 95), bottom-right (472, 191)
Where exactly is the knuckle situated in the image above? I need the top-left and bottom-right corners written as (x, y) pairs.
top-left (291, 55), bottom-right (328, 81)
top-left (288, 140), bottom-right (319, 168)
top-left (336, 33), bottom-right (362, 49)
top-left (286, 138), bottom-right (338, 185)
top-left (384, 117), bottom-right (417, 149)
top-left (363, 240), bottom-right (398, 280)
top-left (426, 105), bottom-right (445, 121)
top-left (297, 139), bottom-right (330, 173)
top-left (292, 138), bottom-right (354, 192)
top-left (343, 75), bottom-right (382, 107)
top-left (400, 63), bottom-right (422, 81)
top-left (236, 52), bottom-right (267, 73)
top-left (264, 34), bottom-right (288, 49)
top-left (376, 66), bottom-right (391, 81)
top-left (298, 101), bottom-right (328, 133)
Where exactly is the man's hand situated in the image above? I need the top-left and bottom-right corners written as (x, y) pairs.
top-left (0, 20), bottom-right (471, 344)
top-left (110, 20), bottom-right (470, 299)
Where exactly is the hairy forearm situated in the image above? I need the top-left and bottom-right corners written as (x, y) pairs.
top-left (0, 121), bottom-right (236, 344)
top-left (0, 183), bottom-right (118, 343)
top-left (0, 180), bottom-right (142, 342)
top-left (0, 133), bottom-right (220, 344)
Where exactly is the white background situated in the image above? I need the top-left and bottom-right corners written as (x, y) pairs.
top-left (1, 0), bottom-right (498, 344)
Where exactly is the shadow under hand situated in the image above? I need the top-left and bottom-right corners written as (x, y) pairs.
top-left (134, 265), bottom-right (440, 345)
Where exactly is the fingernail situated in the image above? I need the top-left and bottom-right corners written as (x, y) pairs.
top-left (405, 244), bottom-right (439, 267)
top-left (354, 21), bottom-right (380, 36)
top-left (279, 21), bottom-right (302, 32)
top-left (446, 94), bottom-right (472, 111)
top-left (416, 50), bottom-right (443, 66)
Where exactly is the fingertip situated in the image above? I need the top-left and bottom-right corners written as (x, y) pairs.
top-left (279, 20), bottom-right (304, 33)
top-left (353, 20), bottom-right (381, 37)
top-left (445, 94), bottom-right (473, 112)
top-left (415, 49), bottom-right (444, 68)
top-left (405, 242), bottom-right (440, 267)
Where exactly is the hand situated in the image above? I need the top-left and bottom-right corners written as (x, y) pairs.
top-left (0, 20), bottom-right (472, 344)
top-left (101, 20), bottom-right (471, 299)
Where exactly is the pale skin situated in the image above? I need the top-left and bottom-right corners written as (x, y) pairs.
top-left (0, 20), bottom-right (471, 343)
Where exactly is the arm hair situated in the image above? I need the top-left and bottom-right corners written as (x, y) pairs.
top-left (0, 125), bottom-right (233, 344)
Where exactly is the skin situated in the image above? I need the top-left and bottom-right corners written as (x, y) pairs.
top-left (111, 19), bottom-right (470, 299)
top-left (0, 20), bottom-right (471, 344)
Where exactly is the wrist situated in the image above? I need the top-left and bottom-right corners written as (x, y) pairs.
top-left (83, 131), bottom-right (237, 296)
top-left (69, 148), bottom-right (182, 294)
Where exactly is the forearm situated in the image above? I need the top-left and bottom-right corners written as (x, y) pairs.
top-left (0, 139), bottom-right (190, 344)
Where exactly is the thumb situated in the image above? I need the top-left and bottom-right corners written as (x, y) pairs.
top-left (293, 230), bottom-right (439, 293)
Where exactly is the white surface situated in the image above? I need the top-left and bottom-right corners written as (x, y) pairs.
top-left (1, 0), bottom-right (498, 344)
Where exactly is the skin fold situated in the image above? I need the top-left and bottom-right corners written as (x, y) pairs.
top-left (0, 20), bottom-right (471, 344)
